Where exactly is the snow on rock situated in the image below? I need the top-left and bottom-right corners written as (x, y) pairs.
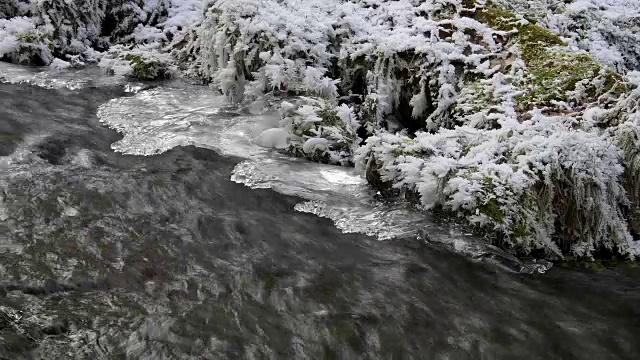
top-left (254, 128), bottom-right (290, 149)
top-left (49, 57), bottom-right (71, 70)
top-left (276, 97), bottom-right (360, 165)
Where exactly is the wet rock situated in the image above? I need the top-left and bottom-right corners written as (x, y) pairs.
top-left (42, 321), bottom-right (69, 336)
top-left (0, 129), bottom-right (23, 157)
top-left (34, 138), bottom-right (69, 165)
top-left (364, 158), bottom-right (398, 199)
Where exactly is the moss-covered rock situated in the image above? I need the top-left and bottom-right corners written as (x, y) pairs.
top-left (123, 54), bottom-right (171, 81)
top-left (98, 44), bottom-right (173, 80)
top-left (13, 30), bottom-right (53, 66)
top-left (0, 18), bottom-right (54, 66)
top-left (472, 2), bottom-right (626, 110)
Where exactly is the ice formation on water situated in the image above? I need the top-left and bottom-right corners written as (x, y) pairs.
top-left (97, 83), bottom-right (281, 156)
top-left (95, 81), bottom-right (551, 273)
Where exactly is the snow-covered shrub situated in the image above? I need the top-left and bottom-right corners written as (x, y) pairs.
top-left (587, 72), bottom-right (640, 236)
top-left (192, 0), bottom-right (339, 102)
top-left (0, 16), bottom-right (53, 65)
top-left (0, 0), bottom-right (19, 19)
top-left (262, 97), bottom-right (360, 165)
top-left (193, 0), bottom-right (626, 130)
top-left (23, 0), bottom-right (109, 55)
top-left (0, 0), bottom-right (203, 66)
top-left (356, 113), bottom-right (638, 258)
top-left (99, 44), bottom-right (174, 80)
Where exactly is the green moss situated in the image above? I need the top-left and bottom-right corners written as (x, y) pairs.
top-left (473, 5), bottom-right (520, 31)
top-left (479, 198), bottom-right (504, 222)
top-left (510, 222), bottom-right (528, 238)
top-left (472, 4), bottom-right (565, 62)
top-left (517, 49), bottom-right (625, 107)
top-left (518, 51), bottom-right (599, 105)
top-left (317, 107), bottom-right (342, 127)
top-left (518, 24), bottom-right (566, 63)
top-left (473, 4), bottom-right (624, 108)
top-left (123, 54), bottom-right (168, 81)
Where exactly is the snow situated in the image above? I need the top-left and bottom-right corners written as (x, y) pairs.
top-left (302, 137), bottom-right (330, 153)
top-left (356, 112), bottom-right (637, 257)
top-left (49, 58), bottom-right (71, 70)
top-left (254, 128), bottom-right (289, 149)
top-left (0, 16), bottom-right (35, 58)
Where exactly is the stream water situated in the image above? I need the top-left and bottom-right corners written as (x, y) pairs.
top-left (1, 63), bottom-right (639, 359)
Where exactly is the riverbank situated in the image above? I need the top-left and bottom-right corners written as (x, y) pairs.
top-left (2, 0), bottom-right (640, 259)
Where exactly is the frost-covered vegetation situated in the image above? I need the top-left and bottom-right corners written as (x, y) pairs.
top-left (0, 0), bottom-right (201, 76)
top-left (3, 0), bottom-right (640, 259)
top-left (183, 0), bottom-right (640, 259)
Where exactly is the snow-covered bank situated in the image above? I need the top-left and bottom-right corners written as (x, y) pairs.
top-left (3, 0), bottom-right (640, 260)
top-left (187, 0), bottom-right (640, 259)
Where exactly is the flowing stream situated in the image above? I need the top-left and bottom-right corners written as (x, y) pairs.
top-left (1, 64), bottom-right (639, 359)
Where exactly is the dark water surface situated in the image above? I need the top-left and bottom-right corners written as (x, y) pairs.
top-left (1, 82), bottom-right (640, 359)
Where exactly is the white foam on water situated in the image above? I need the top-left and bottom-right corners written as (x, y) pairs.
top-left (96, 83), bottom-right (551, 274)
